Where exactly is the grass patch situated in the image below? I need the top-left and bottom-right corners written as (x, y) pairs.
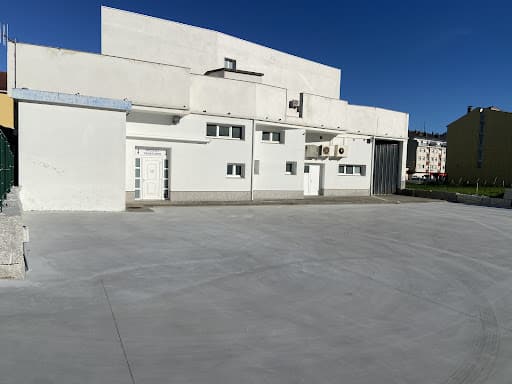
top-left (405, 182), bottom-right (505, 198)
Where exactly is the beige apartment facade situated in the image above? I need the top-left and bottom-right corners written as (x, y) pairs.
top-left (447, 106), bottom-right (512, 185)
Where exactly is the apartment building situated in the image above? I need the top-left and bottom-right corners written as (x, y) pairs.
top-left (447, 106), bottom-right (512, 185)
top-left (406, 131), bottom-right (447, 179)
top-left (6, 7), bottom-right (409, 211)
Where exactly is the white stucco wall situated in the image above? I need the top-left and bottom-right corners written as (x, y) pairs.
top-left (126, 113), bottom-right (252, 193)
top-left (189, 75), bottom-right (287, 122)
top-left (10, 42), bottom-right (190, 110)
top-left (305, 134), bottom-right (373, 193)
top-left (253, 126), bottom-right (305, 192)
top-left (18, 102), bottom-right (126, 211)
top-left (101, 6), bottom-right (341, 101)
top-left (344, 104), bottom-right (408, 139)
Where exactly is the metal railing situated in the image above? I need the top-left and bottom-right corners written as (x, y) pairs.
top-left (0, 130), bottom-right (14, 210)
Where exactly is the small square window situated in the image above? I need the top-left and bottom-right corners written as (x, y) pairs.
top-left (304, 165), bottom-right (310, 173)
top-left (135, 169), bottom-right (140, 177)
top-left (135, 179), bottom-right (140, 188)
top-left (224, 58), bottom-right (236, 70)
top-left (135, 158), bottom-right (140, 167)
top-left (206, 124), bottom-right (217, 137)
top-left (338, 165), bottom-right (345, 174)
top-left (219, 126), bottom-right (230, 137)
top-left (227, 163), bottom-right (244, 177)
top-left (134, 190), bottom-right (140, 199)
top-left (346, 165), bottom-right (354, 175)
top-left (232, 126), bottom-right (242, 139)
top-left (353, 166), bottom-right (361, 175)
top-left (272, 132), bottom-right (281, 142)
top-left (262, 131), bottom-right (271, 141)
top-left (285, 162), bottom-right (296, 175)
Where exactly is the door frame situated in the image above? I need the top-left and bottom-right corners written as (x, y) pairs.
top-left (304, 163), bottom-right (322, 196)
top-left (134, 146), bottom-right (170, 201)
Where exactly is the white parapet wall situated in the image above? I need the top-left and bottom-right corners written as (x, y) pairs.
top-left (9, 42), bottom-right (190, 110)
top-left (18, 102), bottom-right (127, 211)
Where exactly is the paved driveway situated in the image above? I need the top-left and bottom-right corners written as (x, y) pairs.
top-left (1, 202), bottom-right (512, 384)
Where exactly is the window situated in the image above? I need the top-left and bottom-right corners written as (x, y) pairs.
top-left (206, 124), bottom-right (217, 137)
top-left (219, 126), bottom-right (230, 137)
top-left (227, 163), bottom-right (244, 178)
top-left (338, 164), bottom-right (364, 176)
top-left (285, 162), bottom-right (296, 175)
top-left (232, 126), bottom-right (242, 139)
top-left (163, 159), bottom-right (169, 199)
top-left (224, 58), bottom-right (236, 70)
top-left (262, 131), bottom-right (282, 143)
top-left (304, 165), bottom-right (310, 173)
top-left (206, 124), bottom-right (244, 139)
top-left (134, 158), bottom-right (141, 199)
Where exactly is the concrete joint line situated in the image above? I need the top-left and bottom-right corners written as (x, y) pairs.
top-left (101, 280), bottom-right (136, 384)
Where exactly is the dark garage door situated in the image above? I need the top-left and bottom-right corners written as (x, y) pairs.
top-left (373, 141), bottom-right (400, 195)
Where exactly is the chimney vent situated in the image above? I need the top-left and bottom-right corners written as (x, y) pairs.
top-left (467, 105), bottom-right (473, 114)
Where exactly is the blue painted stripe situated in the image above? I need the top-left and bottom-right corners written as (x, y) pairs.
top-left (11, 89), bottom-right (132, 111)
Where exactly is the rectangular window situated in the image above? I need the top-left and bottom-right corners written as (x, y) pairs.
top-left (338, 164), bottom-right (364, 176)
top-left (163, 158), bottom-right (169, 199)
top-left (206, 124), bottom-right (217, 137)
top-left (304, 165), bottom-right (310, 173)
top-left (231, 126), bottom-right (242, 139)
top-left (219, 126), bottom-right (230, 137)
top-left (262, 131), bottom-right (282, 143)
top-left (285, 161), bottom-right (296, 175)
top-left (227, 163), bottom-right (244, 178)
top-left (225, 58), bottom-right (236, 70)
top-left (206, 124), bottom-right (244, 140)
top-left (134, 158), bottom-right (141, 199)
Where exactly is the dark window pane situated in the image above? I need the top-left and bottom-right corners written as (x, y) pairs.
top-left (235, 165), bottom-right (242, 176)
top-left (354, 166), bottom-right (361, 174)
top-left (164, 180), bottom-right (169, 188)
top-left (164, 159), bottom-right (169, 168)
top-left (164, 169), bottom-right (169, 178)
top-left (304, 165), bottom-right (310, 173)
top-left (135, 158), bottom-right (140, 167)
top-left (135, 179), bottom-right (140, 188)
top-left (346, 165), bottom-right (354, 174)
top-left (135, 169), bottom-right (140, 177)
top-left (227, 164), bottom-right (233, 175)
top-left (232, 126), bottom-right (242, 139)
top-left (207, 124), bottom-right (217, 136)
top-left (262, 132), bottom-right (270, 141)
top-left (272, 132), bottom-right (281, 142)
top-left (134, 190), bottom-right (140, 199)
top-left (164, 190), bottom-right (169, 199)
top-left (339, 165), bottom-right (345, 174)
top-left (286, 163), bottom-right (293, 173)
top-left (219, 126), bottom-right (230, 136)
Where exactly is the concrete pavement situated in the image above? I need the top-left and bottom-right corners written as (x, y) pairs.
top-left (1, 202), bottom-right (512, 383)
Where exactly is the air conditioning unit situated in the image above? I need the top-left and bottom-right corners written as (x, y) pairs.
top-left (334, 145), bottom-right (349, 158)
top-left (319, 145), bottom-right (331, 157)
top-left (305, 145), bottom-right (320, 158)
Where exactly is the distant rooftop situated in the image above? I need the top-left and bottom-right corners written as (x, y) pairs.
top-left (408, 130), bottom-right (447, 140)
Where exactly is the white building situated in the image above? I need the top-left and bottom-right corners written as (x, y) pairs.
top-left (7, 7), bottom-right (409, 211)
top-left (406, 131), bottom-right (447, 180)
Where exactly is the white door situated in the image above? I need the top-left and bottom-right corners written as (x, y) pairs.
top-left (304, 164), bottom-right (320, 196)
top-left (141, 157), bottom-right (163, 200)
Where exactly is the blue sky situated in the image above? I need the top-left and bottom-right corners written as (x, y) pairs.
top-left (1, 0), bottom-right (511, 132)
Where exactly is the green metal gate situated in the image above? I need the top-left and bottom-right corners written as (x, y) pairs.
top-left (0, 130), bottom-right (14, 210)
